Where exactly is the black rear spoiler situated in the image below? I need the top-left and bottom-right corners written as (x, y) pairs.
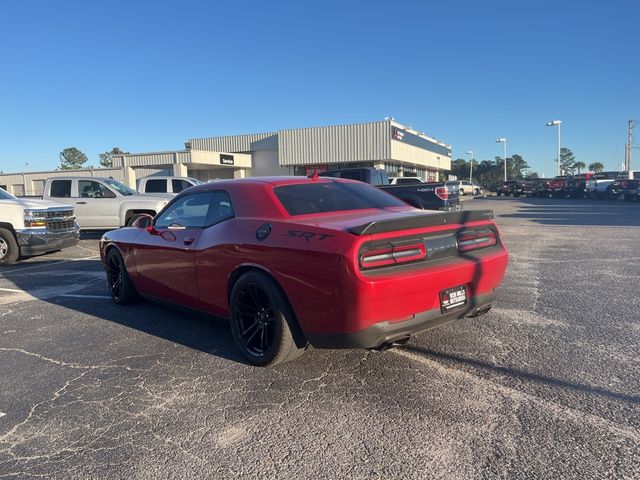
top-left (348, 210), bottom-right (494, 235)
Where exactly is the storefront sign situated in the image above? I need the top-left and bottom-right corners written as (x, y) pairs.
top-left (220, 154), bottom-right (234, 165)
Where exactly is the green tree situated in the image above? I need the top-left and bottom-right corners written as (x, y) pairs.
top-left (560, 147), bottom-right (576, 175)
top-left (98, 147), bottom-right (127, 168)
top-left (450, 158), bottom-right (469, 180)
top-left (510, 154), bottom-right (529, 179)
top-left (573, 161), bottom-right (586, 175)
top-left (59, 147), bottom-right (88, 170)
top-left (588, 162), bottom-right (604, 173)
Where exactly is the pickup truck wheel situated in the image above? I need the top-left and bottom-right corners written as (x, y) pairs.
top-left (106, 249), bottom-right (139, 305)
top-left (229, 272), bottom-right (304, 366)
top-left (0, 229), bottom-right (19, 266)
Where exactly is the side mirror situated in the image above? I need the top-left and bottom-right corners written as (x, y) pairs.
top-left (131, 214), bottom-right (154, 229)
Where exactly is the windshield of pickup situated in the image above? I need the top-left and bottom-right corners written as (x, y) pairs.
top-left (274, 181), bottom-right (406, 215)
top-left (0, 189), bottom-right (16, 200)
top-left (104, 179), bottom-right (137, 196)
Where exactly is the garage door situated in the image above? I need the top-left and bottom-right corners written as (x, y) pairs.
top-left (12, 184), bottom-right (25, 196)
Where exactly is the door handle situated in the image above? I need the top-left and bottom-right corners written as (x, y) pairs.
top-left (183, 237), bottom-right (195, 245)
top-left (76, 201), bottom-right (87, 205)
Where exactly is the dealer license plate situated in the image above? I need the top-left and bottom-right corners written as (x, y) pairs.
top-left (440, 285), bottom-right (467, 313)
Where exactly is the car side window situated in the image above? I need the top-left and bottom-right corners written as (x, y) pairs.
top-left (205, 191), bottom-right (235, 225)
top-left (340, 171), bottom-right (364, 182)
top-left (155, 192), bottom-right (213, 229)
top-left (50, 180), bottom-right (72, 198)
top-left (78, 180), bottom-right (115, 198)
top-left (172, 179), bottom-right (192, 193)
top-left (146, 179), bottom-right (167, 193)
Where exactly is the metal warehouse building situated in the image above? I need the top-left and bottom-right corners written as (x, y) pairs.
top-left (0, 119), bottom-right (451, 195)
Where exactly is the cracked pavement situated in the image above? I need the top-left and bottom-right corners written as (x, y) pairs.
top-left (0, 198), bottom-right (638, 479)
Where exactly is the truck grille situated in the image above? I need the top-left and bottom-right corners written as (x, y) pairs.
top-left (46, 219), bottom-right (76, 231)
top-left (45, 210), bottom-right (76, 231)
top-left (46, 209), bottom-right (73, 218)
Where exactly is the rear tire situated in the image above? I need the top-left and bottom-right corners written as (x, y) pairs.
top-left (229, 271), bottom-right (305, 366)
top-left (106, 248), bottom-right (139, 304)
top-left (0, 229), bottom-right (19, 266)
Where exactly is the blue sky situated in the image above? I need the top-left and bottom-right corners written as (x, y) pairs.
top-left (0, 0), bottom-right (638, 176)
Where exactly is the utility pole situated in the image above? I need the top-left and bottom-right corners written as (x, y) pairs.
top-left (625, 119), bottom-right (634, 172)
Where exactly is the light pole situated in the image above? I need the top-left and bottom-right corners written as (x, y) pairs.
top-left (545, 120), bottom-right (562, 176)
top-left (465, 150), bottom-right (474, 182)
top-left (496, 138), bottom-right (507, 181)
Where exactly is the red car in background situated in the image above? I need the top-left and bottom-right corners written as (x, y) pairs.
top-left (100, 177), bottom-right (509, 366)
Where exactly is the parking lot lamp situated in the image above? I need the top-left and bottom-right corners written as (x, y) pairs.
top-left (496, 138), bottom-right (507, 181)
top-left (465, 150), bottom-right (474, 183)
top-left (546, 120), bottom-right (562, 176)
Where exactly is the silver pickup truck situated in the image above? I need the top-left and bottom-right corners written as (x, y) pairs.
top-left (42, 177), bottom-right (171, 229)
top-left (0, 188), bottom-right (79, 265)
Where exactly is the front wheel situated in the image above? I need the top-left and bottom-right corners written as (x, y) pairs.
top-left (0, 229), bottom-right (19, 265)
top-left (106, 249), bottom-right (139, 304)
top-left (229, 271), bottom-right (305, 366)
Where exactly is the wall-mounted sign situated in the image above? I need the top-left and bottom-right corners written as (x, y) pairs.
top-left (392, 127), bottom-right (405, 141)
top-left (390, 126), bottom-right (451, 157)
top-left (305, 165), bottom-right (328, 176)
top-left (220, 154), bottom-right (234, 165)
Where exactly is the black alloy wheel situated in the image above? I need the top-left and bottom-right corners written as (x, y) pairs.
top-left (106, 249), bottom-right (138, 305)
top-left (230, 272), bottom-right (305, 366)
top-left (233, 283), bottom-right (275, 356)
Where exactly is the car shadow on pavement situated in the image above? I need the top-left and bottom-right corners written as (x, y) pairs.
top-left (483, 197), bottom-right (640, 227)
top-left (0, 261), bottom-right (248, 365)
top-left (72, 299), bottom-right (249, 364)
top-left (401, 344), bottom-right (640, 405)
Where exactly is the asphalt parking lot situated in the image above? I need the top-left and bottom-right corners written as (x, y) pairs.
top-left (0, 197), bottom-right (639, 479)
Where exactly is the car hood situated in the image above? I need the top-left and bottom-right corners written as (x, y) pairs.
top-left (4, 198), bottom-right (74, 210)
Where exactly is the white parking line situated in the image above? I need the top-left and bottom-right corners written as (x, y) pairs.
top-left (0, 256), bottom-right (100, 275)
top-left (0, 412), bottom-right (6, 418)
top-left (0, 287), bottom-right (23, 294)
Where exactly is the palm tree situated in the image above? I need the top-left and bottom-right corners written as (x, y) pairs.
top-left (573, 161), bottom-right (586, 175)
top-left (588, 162), bottom-right (604, 173)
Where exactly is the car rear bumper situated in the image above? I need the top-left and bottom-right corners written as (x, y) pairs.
top-left (307, 291), bottom-right (496, 349)
top-left (16, 227), bottom-right (80, 255)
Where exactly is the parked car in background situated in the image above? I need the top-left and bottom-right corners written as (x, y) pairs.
top-left (585, 171), bottom-right (619, 199)
top-left (137, 176), bottom-right (202, 195)
top-left (100, 176), bottom-right (508, 366)
top-left (0, 188), bottom-right (79, 265)
top-left (496, 181), bottom-right (517, 196)
top-left (42, 177), bottom-right (171, 229)
top-left (446, 180), bottom-right (484, 196)
top-left (320, 168), bottom-right (459, 211)
top-left (609, 178), bottom-right (640, 201)
top-left (389, 176), bottom-right (424, 185)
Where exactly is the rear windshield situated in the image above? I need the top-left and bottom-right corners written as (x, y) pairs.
top-left (274, 181), bottom-right (406, 215)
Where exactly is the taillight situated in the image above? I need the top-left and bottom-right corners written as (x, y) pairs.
top-left (435, 186), bottom-right (449, 200)
top-left (360, 243), bottom-right (426, 269)
top-left (457, 230), bottom-right (497, 252)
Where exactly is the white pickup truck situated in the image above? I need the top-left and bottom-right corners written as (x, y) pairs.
top-left (137, 176), bottom-right (201, 195)
top-left (0, 188), bottom-right (80, 265)
top-left (42, 177), bottom-right (171, 229)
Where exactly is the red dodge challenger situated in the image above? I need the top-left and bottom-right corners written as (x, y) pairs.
top-left (100, 176), bottom-right (508, 366)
